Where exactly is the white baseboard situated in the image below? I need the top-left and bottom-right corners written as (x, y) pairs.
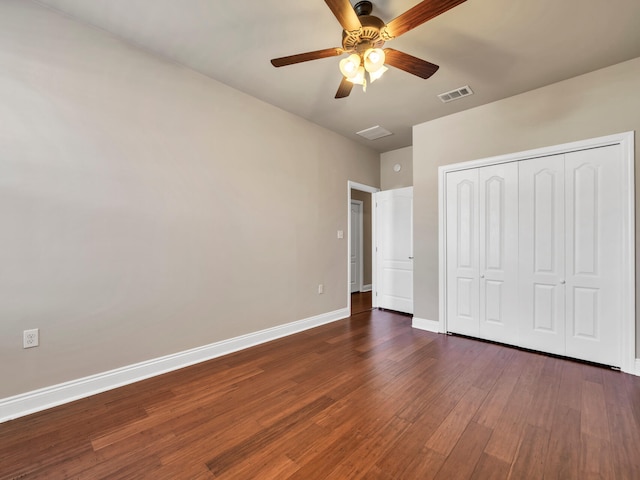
top-left (0, 307), bottom-right (349, 424)
top-left (412, 317), bottom-right (442, 333)
top-left (635, 359), bottom-right (640, 377)
top-left (360, 284), bottom-right (372, 292)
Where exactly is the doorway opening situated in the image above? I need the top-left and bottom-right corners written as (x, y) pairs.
top-left (348, 181), bottom-right (379, 315)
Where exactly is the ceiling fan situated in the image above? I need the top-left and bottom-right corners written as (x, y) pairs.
top-left (270, 0), bottom-right (467, 98)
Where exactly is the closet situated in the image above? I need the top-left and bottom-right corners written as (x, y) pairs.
top-left (443, 139), bottom-right (629, 368)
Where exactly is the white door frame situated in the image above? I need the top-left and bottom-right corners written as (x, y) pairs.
top-left (438, 131), bottom-right (636, 375)
top-left (350, 199), bottom-right (364, 293)
top-left (348, 181), bottom-right (380, 313)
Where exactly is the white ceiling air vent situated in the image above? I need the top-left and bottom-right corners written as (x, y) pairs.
top-left (437, 85), bottom-right (474, 103)
top-left (356, 125), bottom-right (393, 140)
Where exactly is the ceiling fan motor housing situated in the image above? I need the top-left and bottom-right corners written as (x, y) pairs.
top-left (342, 1), bottom-right (385, 53)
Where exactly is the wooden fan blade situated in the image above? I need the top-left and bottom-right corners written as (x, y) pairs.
top-left (324, 0), bottom-right (362, 32)
top-left (382, 0), bottom-right (467, 39)
top-left (335, 77), bottom-right (354, 98)
top-left (384, 48), bottom-right (439, 79)
top-left (271, 48), bottom-right (343, 67)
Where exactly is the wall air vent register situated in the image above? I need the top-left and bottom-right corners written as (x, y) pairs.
top-left (438, 85), bottom-right (474, 103)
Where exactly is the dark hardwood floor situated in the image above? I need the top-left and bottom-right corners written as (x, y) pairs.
top-left (351, 291), bottom-right (372, 315)
top-left (2, 308), bottom-right (640, 479)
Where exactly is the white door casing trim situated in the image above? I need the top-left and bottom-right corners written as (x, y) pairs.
top-left (438, 131), bottom-right (636, 374)
top-left (348, 181), bottom-right (380, 312)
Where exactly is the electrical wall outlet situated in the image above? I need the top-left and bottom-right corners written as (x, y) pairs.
top-left (318, 284), bottom-right (324, 294)
top-left (23, 329), bottom-right (39, 349)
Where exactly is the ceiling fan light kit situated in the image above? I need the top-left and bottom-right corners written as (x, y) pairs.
top-left (270, 0), bottom-right (467, 98)
top-left (339, 48), bottom-right (387, 90)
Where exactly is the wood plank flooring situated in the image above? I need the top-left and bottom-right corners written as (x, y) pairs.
top-left (2, 307), bottom-right (639, 479)
top-left (351, 291), bottom-right (372, 315)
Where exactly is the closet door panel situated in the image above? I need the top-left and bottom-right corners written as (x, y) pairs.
top-left (564, 145), bottom-right (623, 367)
top-left (518, 155), bottom-right (566, 355)
top-left (446, 169), bottom-right (480, 336)
top-left (479, 162), bottom-right (519, 345)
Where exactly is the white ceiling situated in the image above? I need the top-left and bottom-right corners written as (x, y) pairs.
top-left (35, 0), bottom-right (640, 153)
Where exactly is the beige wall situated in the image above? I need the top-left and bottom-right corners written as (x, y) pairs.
top-left (380, 146), bottom-right (413, 190)
top-left (0, 0), bottom-right (379, 398)
top-left (350, 190), bottom-right (372, 286)
top-left (413, 56), bottom-right (640, 357)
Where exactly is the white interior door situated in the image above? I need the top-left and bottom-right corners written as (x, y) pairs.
top-left (564, 145), bottom-right (623, 366)
top-left (479, 162), bottom-right (519, 344)
top-left (518, 154), bottom-right (566, 355)
top-left (350, 200), bottom-right (362, 293)
top-left (375, 187), bottom-right (413, 314)
top-left (446, 169), bottom-right (480, 336)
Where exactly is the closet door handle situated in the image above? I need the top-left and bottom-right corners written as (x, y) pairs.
top-left (480, 274), bottom-right (485, 279)
top-left (560, 280), bottom-right (566, 285)
top-left (408, 256), bottom-right (414, 259)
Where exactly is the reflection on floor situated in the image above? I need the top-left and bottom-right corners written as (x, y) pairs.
top-left (351, 291), bottom-right (372, 315)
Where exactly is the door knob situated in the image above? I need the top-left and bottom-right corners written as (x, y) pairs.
top-left (560, 280), bottom-right (566, 284)
top-left (408, 256), bottom-right (414, 259)
top-left (480, 274), bottom-right (485, 279)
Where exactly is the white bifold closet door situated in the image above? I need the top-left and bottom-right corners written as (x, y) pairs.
top-left (519, 145), bottom-right (624, 366)
top-left (518, 154), bottom-right (566, 355)
top-left (446, 162), bottom-right (519, 345)
top-left (446, 168), bottom-right (479, 336)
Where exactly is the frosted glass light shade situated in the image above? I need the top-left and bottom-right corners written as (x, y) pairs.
top-left (364, 48), bottom-right (385, 73)
top-left (347, 65), bottom-right (366, 85)
top-left (369, 65), bottom-right (388, 83)
top-left (339, 54), bottom-right (362, 79)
